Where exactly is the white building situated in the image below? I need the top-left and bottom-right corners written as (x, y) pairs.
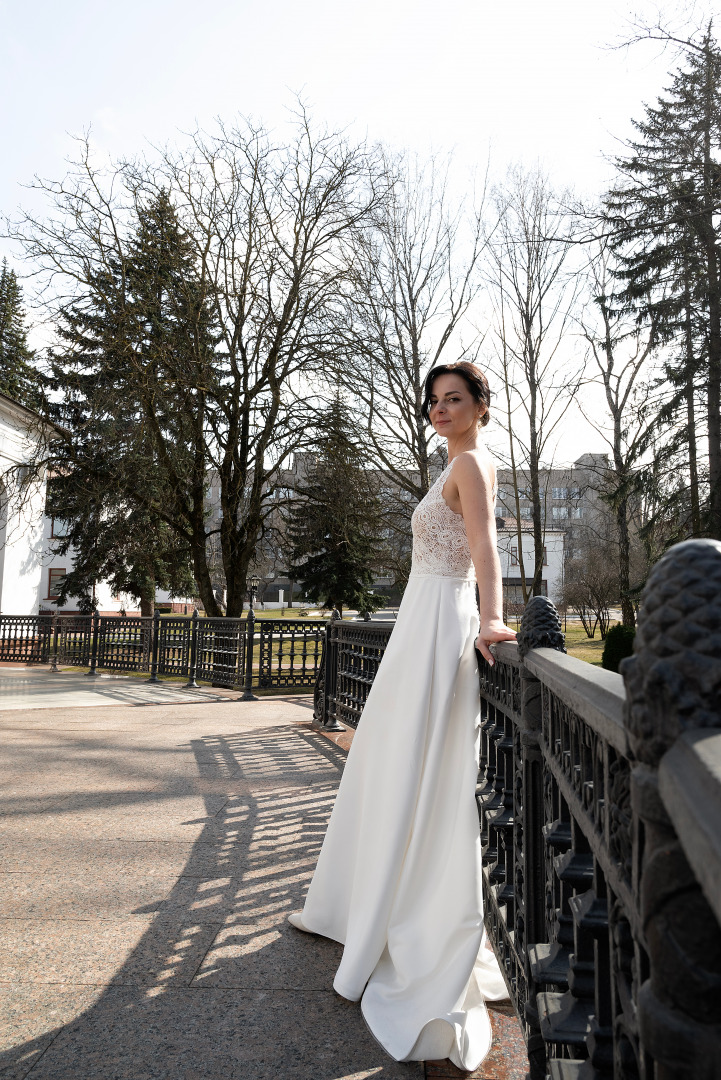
top-left (39, 517), bottom-right (141, 616)
top-left (495, 518), bottom-right (565, 610)
top-left (0, 393), bottom-right (57, 615)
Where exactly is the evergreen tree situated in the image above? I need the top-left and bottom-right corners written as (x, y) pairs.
top-left (48, 491), bottom-right (196, 615)
top-left (287, 401), bottom-right (386, 615)
top-left (48, 191), bottom-right (218, 614)
top-left (605, 28), bottom-right (721, 537)
top-left (0, 260), bottom-right (42, 409)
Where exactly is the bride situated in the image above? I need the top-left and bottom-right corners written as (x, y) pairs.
top-left (289, 361), bottom-right (517, 1071)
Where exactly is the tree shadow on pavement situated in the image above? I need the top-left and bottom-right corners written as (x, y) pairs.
top-left (0, 723), bottom-right (420, 1079)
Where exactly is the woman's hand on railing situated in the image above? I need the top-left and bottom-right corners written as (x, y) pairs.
top-left (475, 622), bottom-right (517, 667)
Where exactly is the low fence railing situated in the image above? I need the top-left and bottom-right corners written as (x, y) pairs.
top-left (313, 614), bottom-right (395, 729)
top-left (312, 539), bottom-right (721, 1079)
top-left (0, 610), bottom-right (324, 692)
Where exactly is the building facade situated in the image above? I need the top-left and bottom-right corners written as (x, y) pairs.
top-left (0, 393), bottom-right (57, 615)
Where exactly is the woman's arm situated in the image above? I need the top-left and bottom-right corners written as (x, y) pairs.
top-left (447, 452), bottom-right (517, 665)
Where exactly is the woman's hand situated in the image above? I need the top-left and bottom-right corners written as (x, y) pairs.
top-left (475, 621), bottom-right (517, 666)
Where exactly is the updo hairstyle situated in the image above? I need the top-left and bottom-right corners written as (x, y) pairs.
top-left (421, 361), bottom-right (491, 427)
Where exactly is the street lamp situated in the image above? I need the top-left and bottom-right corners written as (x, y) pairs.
top-left (248, 575), bottom-right (261, 613)
top-left (241, 575), bottom-right (262, 703)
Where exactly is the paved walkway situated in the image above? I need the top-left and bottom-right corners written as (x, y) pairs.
top-left (0, 667), bottom-right (238, 710)
top-left (0, 680), bottom-right (526, 1079)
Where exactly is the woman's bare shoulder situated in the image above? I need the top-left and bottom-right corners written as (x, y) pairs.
top-left (452, 448), bottom-right (496, 487)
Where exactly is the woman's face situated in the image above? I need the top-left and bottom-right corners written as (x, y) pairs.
top-left (427, 374), bottom-right (485, 438)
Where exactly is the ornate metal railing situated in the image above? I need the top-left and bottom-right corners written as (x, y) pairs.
top-left (0, 614), bottom-right (53, 662)
top-left (481, 539), bottom-right (721, 1079)
top-left (0, 610), bottom-right (325, 692)
top-left (311, 539), bottom-right (721, 1079)
top-left (313, 614), bottom-right (395, 729)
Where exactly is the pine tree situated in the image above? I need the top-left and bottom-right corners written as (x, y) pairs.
top-left (48, 191), bottom-right (218, 615)
top-left (0, 260), bottom-right (42, 409)
top-left (605, 28), bottom-right (721, 537)
top-left (287, 401), bottom-right (386, 615)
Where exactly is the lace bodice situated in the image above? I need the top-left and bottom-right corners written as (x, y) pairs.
top-left (410, 456), bottom-right (496, 580)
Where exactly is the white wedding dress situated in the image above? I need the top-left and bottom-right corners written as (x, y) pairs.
top-left (289, 452), bottom-right (508, 1070)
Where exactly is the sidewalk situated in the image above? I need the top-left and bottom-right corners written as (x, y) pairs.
top-left (0, 684), bottom-right (526, 1079)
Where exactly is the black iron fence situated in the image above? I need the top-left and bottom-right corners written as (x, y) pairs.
top-left (313, 614), bottom-right (395, 729)
top-left (0, 610), bottom-right (324, 692)
top-left (312, 540), bottom-right (721, 1080)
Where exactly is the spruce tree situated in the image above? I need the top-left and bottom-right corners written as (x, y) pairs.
top-left (48, 191), bottom-right (218, 615)
top-left (605, 28), bottom-right (721, 537)
top-left (0, 260), bottom-right (42, 409)
top-left (287, 401), bottom-right (386, 615)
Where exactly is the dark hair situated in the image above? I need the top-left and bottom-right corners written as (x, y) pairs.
top-left (421, 362), bottom-right (491, 427)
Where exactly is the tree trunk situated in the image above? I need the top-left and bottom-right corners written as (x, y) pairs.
top-left (702, 49), bottom-right (721, 537)
top-left (616, 495), bottom-right (635, 628)
top-left (528, 366), bottom-right (544, 596)
top-left (704, 232), bottom-right (721, 537)
top-left (684, 274), bottom-right (702, 535)
top-left (140, 594), bottom-right (154, 618)
top-left (191, 538), bottom-right (220, 616)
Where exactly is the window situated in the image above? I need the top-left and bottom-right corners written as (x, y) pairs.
top-left (50, 518), bottom-right (68, 538)
top-left (543, 546), bottom-right (548, 566)
top-left (571, 506), bottom-right (583, 519)
top-left (569, 487), bottom-right (581, 499)
top-left (552, 506), bottom-right (569, 520)
top-left (510, 546), bottom-right (518, 566)
top-left (552, 487), bottom-right (568, 500)
top-left (520, 506), bottom-right (532, 518)
top-left (48, 568), bottom-right (66, 600)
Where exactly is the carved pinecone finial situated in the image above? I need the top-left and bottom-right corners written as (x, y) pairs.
top-left (622, 538), bottom-right (721, 766)
top-left (517, 596), bottom-right (566, 658)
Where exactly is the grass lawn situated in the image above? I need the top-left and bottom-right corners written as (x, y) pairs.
top-left (562, 622), bottom-right (614, 667)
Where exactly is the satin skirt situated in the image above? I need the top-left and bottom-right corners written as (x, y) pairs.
top-left (289, 573), bottom-right (508, 1070)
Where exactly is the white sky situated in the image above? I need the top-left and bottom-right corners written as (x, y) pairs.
top-left (0, 0), bottom-right (701, 462)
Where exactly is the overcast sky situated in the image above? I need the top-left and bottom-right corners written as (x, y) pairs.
top-left (0, 0), bottom-right (702, 459)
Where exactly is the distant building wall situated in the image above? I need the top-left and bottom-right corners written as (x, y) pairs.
top-left (0, 394), bottom-right (51, 616)
top-left (496, 523), bottom-right (565, 605)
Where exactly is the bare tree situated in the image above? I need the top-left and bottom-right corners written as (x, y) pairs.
top-left (5, 111), bottom-right (385, 616)
top-left (486, 166), bottom-right (582, 598)
top-left (333, 153), bottom-right (491, 498)
top-left (562, 539), bottom-right (619, 639)
top-left (577, 241), bottom-right (661, 626)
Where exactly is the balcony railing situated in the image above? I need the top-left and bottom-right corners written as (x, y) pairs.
top-left (313, 539), bottom-right (721, 1079)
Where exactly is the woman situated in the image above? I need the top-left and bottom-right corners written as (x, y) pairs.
top-left (289, 361), bottom-right (517, 1071)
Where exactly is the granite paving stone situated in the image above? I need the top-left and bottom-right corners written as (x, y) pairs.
top-left (191, 918), bottom-right (343, 990)
top-left (0, 916), bottom-right (222, 987)
top-left (0, 868), bottom-right (181, 919)
top-left (0, 985), bottom-right (103, 1080)
top-left (1, 838), bottom-right (149, 874)
top-left (16, 987), bottom-right (423, 1080)
top-left (424, 1008), bottom-right (528, 1078)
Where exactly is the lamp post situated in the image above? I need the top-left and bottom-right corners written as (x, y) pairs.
top-left (249, 575), bottom-right (260, 613)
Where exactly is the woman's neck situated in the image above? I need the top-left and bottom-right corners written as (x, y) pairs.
top-left (447, 430), bottom-right (484, 462)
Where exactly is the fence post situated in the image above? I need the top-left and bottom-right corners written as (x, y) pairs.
top-left (86, 609), bottom-right (100, 677)
top-left (240, 608), bottom-right (258, 701)
top-left (323, 609), bottom-right (343, 731)
top-left (49, 613), bottom-right (60, 674)
top-left (184, 609), bottom-right (199, 689)
top-left (148, 609), bottom-right (160, 684)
